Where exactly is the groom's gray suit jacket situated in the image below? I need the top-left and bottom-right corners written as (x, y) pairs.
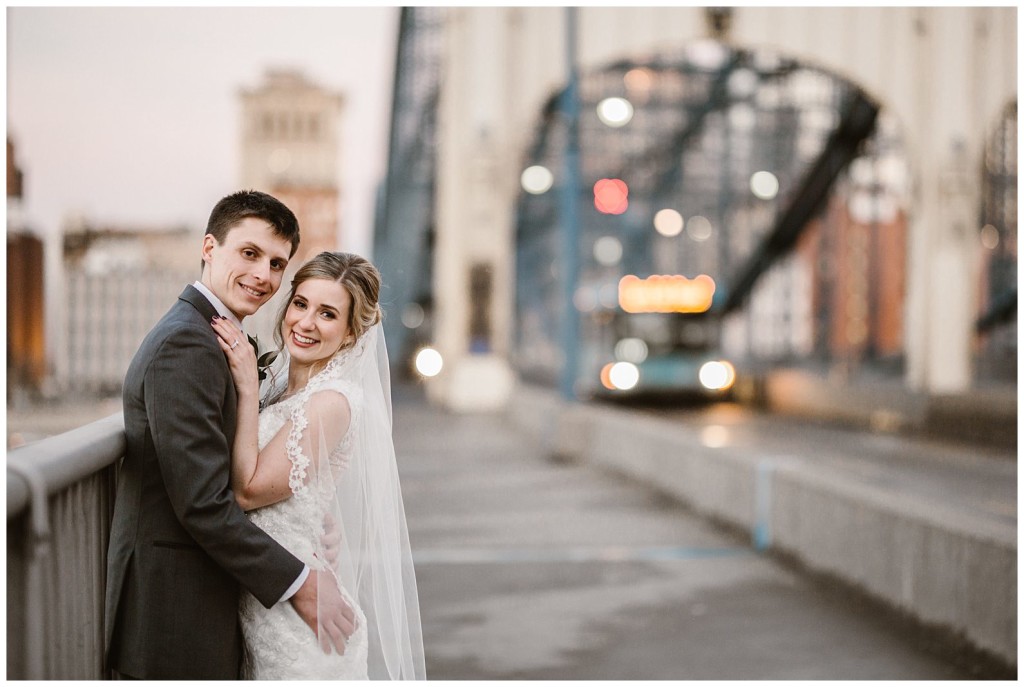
top-left (104, 285), bottom-right (304, 679)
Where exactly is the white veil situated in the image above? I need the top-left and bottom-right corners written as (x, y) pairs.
top-left (271, 323), bottom-right (425, 679)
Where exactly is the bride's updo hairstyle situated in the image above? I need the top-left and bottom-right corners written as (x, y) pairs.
top-left (274, 251), bottom-right (383, 353)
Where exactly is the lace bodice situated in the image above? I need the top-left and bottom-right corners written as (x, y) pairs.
top-left (239, 379), bottom-right (368, 680)
top-left (246, 380), bottom-right (360, 563)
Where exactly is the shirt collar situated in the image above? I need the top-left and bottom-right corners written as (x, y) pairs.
top-left (192, 281), bottom-right (245, 332)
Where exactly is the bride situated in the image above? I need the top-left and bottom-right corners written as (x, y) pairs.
top-left (211, 251), bottom-right (425, 680)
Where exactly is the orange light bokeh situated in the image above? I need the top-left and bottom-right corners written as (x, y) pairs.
top-left (618, 274), bottom-right (716, 313)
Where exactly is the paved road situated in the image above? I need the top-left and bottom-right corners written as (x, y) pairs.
top-left (394, 389), bottom-right (980, 680)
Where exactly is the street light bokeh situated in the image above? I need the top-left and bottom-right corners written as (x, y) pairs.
top-left (654, 208), bottom-right (684, 237)
top-left (415, 347), bottom-right (444, 378)
top-left (596, 97), bottom-right (634, 127)
top-left (750, 171), bottom-right (780, 199)
top-left (685, 215), bottom-right (713, 241)
top-left (521, 165), bottom-right (554, 194)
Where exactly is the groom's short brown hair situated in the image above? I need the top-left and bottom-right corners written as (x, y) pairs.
top-left (205, 190), bottom-right (301, 259)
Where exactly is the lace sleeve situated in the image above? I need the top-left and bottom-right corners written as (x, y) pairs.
top-left (284, 388), bottom-right (353, 495)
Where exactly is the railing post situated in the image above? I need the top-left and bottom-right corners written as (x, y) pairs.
top-left (8, 460), bottom-right (53, 679)
top-left (7, 412), bottom-right (125, 679)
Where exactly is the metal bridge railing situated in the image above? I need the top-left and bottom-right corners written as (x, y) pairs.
top-left (7, 413), bottom-right (124, 679)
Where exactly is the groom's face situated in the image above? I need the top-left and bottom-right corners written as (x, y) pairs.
top-left (201, 217), bottom-right (293, 320)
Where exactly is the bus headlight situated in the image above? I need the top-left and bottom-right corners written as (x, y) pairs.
top-left (608, 361), bottom-right (640, 391)
top-left (698, 360), bottom-right (736, 391)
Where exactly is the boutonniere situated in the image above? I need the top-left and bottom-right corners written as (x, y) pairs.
top-left (251, 337), bottom-right (280, 411)
top-left (247, 335), bottom-right (278, 383)
top-left (257, 349), bottom-right (279, 385)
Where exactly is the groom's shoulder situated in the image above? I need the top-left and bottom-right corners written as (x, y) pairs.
top-left (137, 294), bottom-right (216, 354)
top-left (151, 293), bottom-right (205, 332)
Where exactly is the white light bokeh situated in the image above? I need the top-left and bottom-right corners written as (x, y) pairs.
top-left (596, 97), bottom-right (634, 127)
top-left (614, 338), bottom-right (648, 363)
top-left (686, 39), bottom-right (729, 70)
top-left (573, 286), bottom-right (598, 312)
top-left (414, 347), bottom-right (443, 378)
top-left (876, 154), bottom-right (909, 195)
top-left (521, 165), bottom-right (554, 194)
top-left (750, 171), bottom-right (780, 200)
top-left (727, 68), bottom-right (759, 99)
top-left (609, 362), bottom-right (640, 391)
top-left (698, 360), bottom-right (736, 391)
top-left (686, 215), bottom-right (713, 241)
top-left (593, 236), bottom-right (623, 266)
top-left (401, 302), bottom-right (425, 329)
top-left (654, 208), bottom-right (684, 237)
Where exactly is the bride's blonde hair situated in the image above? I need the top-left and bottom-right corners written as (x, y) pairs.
top-left (273, 251), bottom-right (383, 353)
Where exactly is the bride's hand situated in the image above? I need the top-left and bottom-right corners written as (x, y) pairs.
top-left (211, 317), bottom-right (259, 397)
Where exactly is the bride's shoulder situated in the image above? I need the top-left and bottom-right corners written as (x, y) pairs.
top-left (307, 380), bottom-right (361, 414)
top-left (302, 385), bottom-right (360, 443)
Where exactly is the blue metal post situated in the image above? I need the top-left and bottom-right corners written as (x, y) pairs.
top-left (559, 7), bottom-right (581, 401)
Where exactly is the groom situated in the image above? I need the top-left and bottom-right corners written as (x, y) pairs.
top-left (104, 190), bottom-right (354, 679)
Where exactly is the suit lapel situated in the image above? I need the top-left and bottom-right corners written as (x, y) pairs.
top-left (179, 285), bottom-right (219, 323)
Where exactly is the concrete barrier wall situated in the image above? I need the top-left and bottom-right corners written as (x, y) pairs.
top-left (507, 384), bottom-right (1017, 666)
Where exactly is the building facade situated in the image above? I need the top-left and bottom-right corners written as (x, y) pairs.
top-left (56, 222), bottom-right (199, 394)
top-left (239, 68), bottom-right (344, 343)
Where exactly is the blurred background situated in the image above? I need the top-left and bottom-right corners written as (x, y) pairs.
top-left (7, 7), bottom-right (395, 433)
top-left (5, 5), bottom-right (1018, 679)
top-left (7, 6), bottom-right (1016, 433)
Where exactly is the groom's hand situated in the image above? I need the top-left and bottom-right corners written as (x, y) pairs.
top-left (290, 571), bottom-right (356, 655)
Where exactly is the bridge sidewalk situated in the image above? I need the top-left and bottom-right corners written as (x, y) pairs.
top-left (506, 382), bottom-right (1017, 669)
top-left (392, 385), bottom-right (1001, 678)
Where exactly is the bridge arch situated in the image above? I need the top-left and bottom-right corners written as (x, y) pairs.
top-left (512, 38), bottom-right (913, 395)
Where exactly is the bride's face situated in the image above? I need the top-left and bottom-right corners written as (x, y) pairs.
top-left (282, 278), bottom-right (354, 368)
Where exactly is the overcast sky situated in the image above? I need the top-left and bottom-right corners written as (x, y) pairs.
top-left (7, 6), bottom-right (398, 256)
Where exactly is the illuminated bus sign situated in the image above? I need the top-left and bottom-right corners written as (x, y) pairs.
top-left (618, 274), bottom-right (716, 313)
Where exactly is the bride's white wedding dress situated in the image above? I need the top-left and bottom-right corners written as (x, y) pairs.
top-left (239, 380), bottom-right (369, 680)
top-left (235, 324), bottom-right (424, 680)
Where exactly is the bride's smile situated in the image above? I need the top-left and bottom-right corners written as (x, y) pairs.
top-left (283, 278), bottom-right (354, 377)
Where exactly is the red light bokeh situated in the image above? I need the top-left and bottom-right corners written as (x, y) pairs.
top-left (594, 178), bottom-right (629, 214)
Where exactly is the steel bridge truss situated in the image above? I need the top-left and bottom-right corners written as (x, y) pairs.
top-left (514, 41), bottom-right (911, 388)
top-left (374, 7), bottom-right (445, 370)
